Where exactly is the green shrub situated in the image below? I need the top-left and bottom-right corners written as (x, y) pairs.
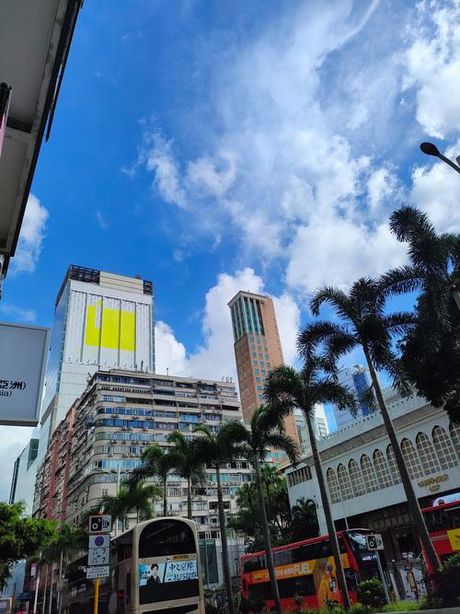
top-left (356, 578), bottom-right (386, 609)
top-left (430, 552), bottom-right (460, 607)
top-left (348, 603), bottom-right (369, 614)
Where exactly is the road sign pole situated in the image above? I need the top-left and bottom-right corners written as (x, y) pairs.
top-left (93, 577), bottom-right (100, 614)
top-left (376, 552), bottom-right (390, 604)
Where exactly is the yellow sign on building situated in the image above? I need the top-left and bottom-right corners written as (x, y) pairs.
top-left (84, 301), bottom-right (135, 351)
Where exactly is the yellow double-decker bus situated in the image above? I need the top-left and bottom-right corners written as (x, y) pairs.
top-left (63, 517), bottom-right (205, 614)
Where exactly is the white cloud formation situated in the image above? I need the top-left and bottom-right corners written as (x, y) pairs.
top-left (154, 268), bottom-right (300, 384)
top-left (11, 194), bottom-right (48, 275)
top-left (0, 426), bottom-right (33, 502)
top-left (403, 1), bottom-right (460, 138)
top-left (0, 303), bottom-right (36, 323)
top-left (96, 210), bottom-right (109, 230)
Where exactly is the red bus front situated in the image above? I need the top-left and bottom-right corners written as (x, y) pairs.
top-left (422, 500), bottom-right (460, 571)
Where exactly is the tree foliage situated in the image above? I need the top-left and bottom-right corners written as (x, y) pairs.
top-left (0, 502), bottom-right (58, 588)
top-left (386, 206), bottom-right (460, 422)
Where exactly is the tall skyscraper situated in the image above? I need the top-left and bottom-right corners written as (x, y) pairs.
top-left (228, 291), bottom-right (299, 458)
top-left (36, 265), bottom-right (155, 466)
top-left (333, 365), bottom-right (374, 430)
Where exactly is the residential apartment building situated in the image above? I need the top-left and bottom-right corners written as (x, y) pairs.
top-left (33, 407), bottom-right (75, 522)
top-left (51, 369), bottom-right (252, 539)
top-left (285, 389), bottom-right (460, 563)
top-left (228, 291), bottom-right (300, 462)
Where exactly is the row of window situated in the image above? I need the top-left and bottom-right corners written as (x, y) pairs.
top-left (325, 424), bottom-right (460, 503)
top-left (287, 465), bottom-right (312, 487)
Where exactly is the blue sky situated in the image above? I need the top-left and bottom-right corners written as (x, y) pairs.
top-left (1, 0), bottom-right (460, 499)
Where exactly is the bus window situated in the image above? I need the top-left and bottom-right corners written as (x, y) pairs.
top-left (346, 531), bottom-right (377, 564)
top-left (139, 519), bottom-right (196, 557)
top-left (425, 506), bottom-right (460, 532)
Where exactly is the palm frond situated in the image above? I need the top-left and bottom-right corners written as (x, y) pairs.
top-left (297, 321), bottom-right (344, 357)
top-left (264, 433), bottom-right (299, 465)
top-left (379, 265), bottom-right (424, 296)
top-left (310, 286), bottom-right (353, 320)
top-left (383, 311), bottom-right (417, 336)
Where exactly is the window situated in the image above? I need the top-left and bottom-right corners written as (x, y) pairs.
top-left (326, 468), bottom-right (341, 503)
top-left (432, 426), bottom-right (458, 469)
top-left (386, 445), bottom-right (401, 484)
top-left (360, 455), bottom-right (379, 492)
top-left (449, 422), bottom-right (460, 460)
top-left (416, 432), bottom-right (441, 475)
top-left (373, 450), bottom-right (393, 489)
top-left (139, 519), bottom-right (196, 558)
top-left (337, 464), bottom-right (353, 500)
top-left (348, 459), bottom-right (365, 496)
top-left (401, 439), bottom-right (423, 479)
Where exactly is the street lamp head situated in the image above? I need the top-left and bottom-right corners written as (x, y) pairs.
top-left (420, 142), bottom-right (440, 157)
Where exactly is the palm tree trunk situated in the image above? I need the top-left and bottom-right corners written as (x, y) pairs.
top-left (48, 563), bottom-right (54, 614)
top-left (254, 457), bottom-right (282, 614)
top-left (216, 464), bottom-right (235, 614)
top-left (33, 563), bottom-right (40, 614)
top-left (163, 476), bottom-right (168, 516)
top-left (187, 476), bottom-right (192, 520)
top-left (363, 347), bottom-right (441, 572)
top-left (305, 409), bottom-right (351, 610)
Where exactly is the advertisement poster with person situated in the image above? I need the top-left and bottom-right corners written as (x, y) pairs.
top-left (139, 559), bottom-right (199, 605)
top-left (314, 557), bottom-right (340, 606)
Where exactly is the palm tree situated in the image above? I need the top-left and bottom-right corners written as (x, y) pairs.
top-left (309, 277), bottom-right (441, 572)
top-left (192, 422), bottom-right (249, 614)
top-left (384, 205), bottom-right (460, 422)
top-left (102, 481), bottom-right (160, 528)
top-left (237, 404), bottom-right (299, 614)
top-left (167, 431), bottom-right (206, 520)
top-left (290, 497), bottom-right (319, 541)
top-left (127, 444), bottom-right (175, 516)
top-left (265, 360), bottom-right (358, 610)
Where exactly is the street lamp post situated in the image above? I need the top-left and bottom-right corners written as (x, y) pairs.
top-left (420, 142), bottom-right (460, 310)
top-left (420, 142), bottom-right (460, 174)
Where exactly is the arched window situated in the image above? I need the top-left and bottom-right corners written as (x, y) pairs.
top-left (416, 432), bottom-right (441, 475)
top-left (337, 464), bottom-right (353, 500)
top-left (450, 422), bottom-right (460, 461)
top-left (373, 450), bottom-right (393, 489)
top-left (386, 445), bottom-right (401, 483)
top-left (326, 468), bottom-right (341, 503)
top-left (432, 426), bottom-right (458, 469)
top-left (360, 455), bottom-right (379, 492)
top-left (348, 459), bottom-right (366, 496)
top-left (401, 439), bottom-right (423, 479)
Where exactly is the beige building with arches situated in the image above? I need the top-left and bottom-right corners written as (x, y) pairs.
top-left (284, 388), bottom-right (460, 562)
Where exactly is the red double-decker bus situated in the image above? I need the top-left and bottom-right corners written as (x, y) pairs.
top-left (422, 499), bottom-right (460, 568)
top-left (240, 529), bottom-right (379, 611)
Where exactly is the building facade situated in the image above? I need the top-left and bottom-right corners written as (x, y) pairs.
top-left (285, 390), bottom-right (460, 562)
top-left (35, 265), bottom-right (155, 471)
top-left (294, 405), bottom-right (329, 457)
top-left (333, 365), bottom-right (374, 430)
top-left (9, 438), bottom-right (39, 514)
top-left (35, 369), bottom-right (252, 539)
top-left (228, 291), bottom-right (299, 460)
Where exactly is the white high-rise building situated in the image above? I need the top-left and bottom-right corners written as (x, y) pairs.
top-left (294, 404), bottom-right (329, 457)
top-left (35, 265), bottom-right (155, 468)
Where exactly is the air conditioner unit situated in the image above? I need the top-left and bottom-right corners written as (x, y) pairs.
top-left (123, 453), bottom-right (128, 458)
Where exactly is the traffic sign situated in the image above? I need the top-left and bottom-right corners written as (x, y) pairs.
top-left (88, 514), bottom-right (112, 534)
top-left (88, 548), bottom-right (110, 566)
top-left (89, 534), bottom-right (110, 549)
top-left (366, 533), bottom-right (384, 550)
top-left (86, 566), bottom-right (110, 579)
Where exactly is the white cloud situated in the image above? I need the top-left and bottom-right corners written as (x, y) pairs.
top-left (0, 303), bottom-right (36, 323)
top-left (403, 1), bottom-right (460, 138)
top-left (0, 426), bottom-right (33, 502)
top-left (10, 194), bottom-right (48, 275)
top-left (96, 210), bottom-right (109, 230)
top-left (154, 268), bottom-right (300, 384)
top-left (143, 133), bottom-right (188, 209)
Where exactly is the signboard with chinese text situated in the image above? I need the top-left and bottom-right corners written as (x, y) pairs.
top-left (0, 322), bottom-right (49, 426)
